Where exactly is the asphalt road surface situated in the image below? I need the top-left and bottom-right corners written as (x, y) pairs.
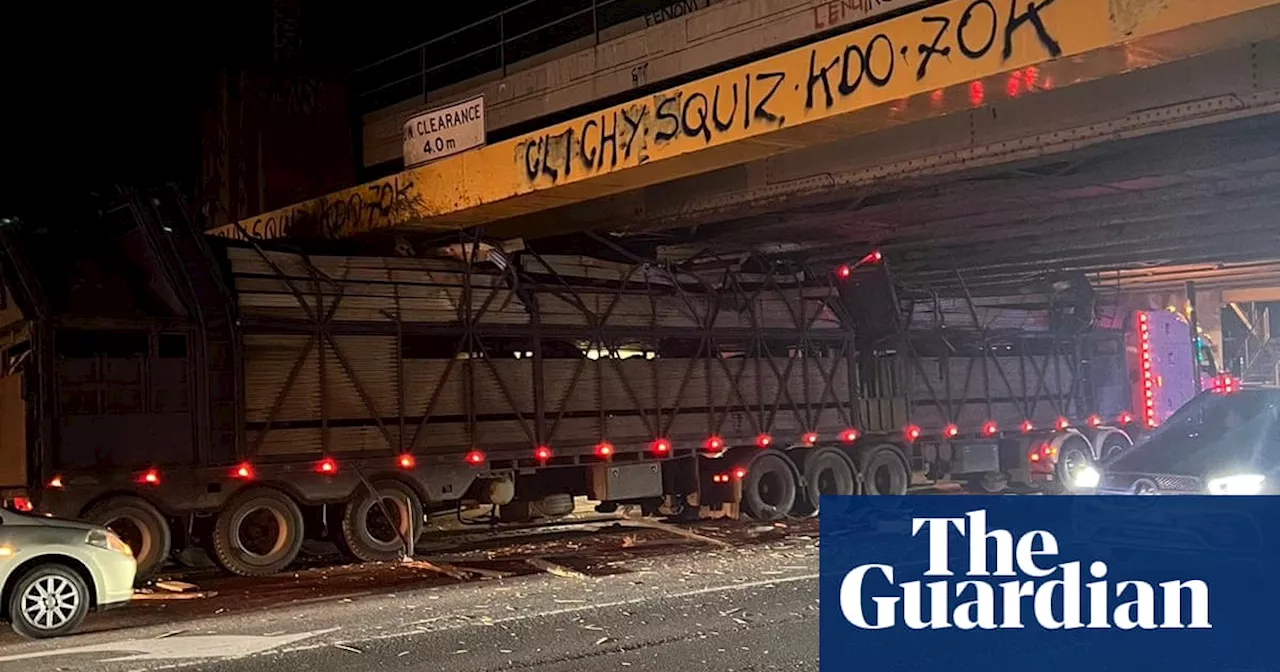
top-left (0, 520), bottom-right (819, 671)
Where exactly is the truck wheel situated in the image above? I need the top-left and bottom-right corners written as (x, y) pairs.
top-left (1096, 432), bottom-right (1132, 462)
top-left (82, 496), bottom-right (171, 582)
top-left (7, 563), bottom-right (90, 639)
top-left (964, 472), bottom-right (1008, 494)
top-left (740, 449), bottom-right (799, 522)
top-left (1056, 439), bottom-right (1094, 493)
top-left (858, 445), bottom-right (910, 495)
top-left (792, 447), bottom-right (859, 516)
top-left (532, 494), bottom-right (575, 519)
top-left (211, 487), bottom-right (304, 576)
top-left (335, 480), bottom-right (423, 563)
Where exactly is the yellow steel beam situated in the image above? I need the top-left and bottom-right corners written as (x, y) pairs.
top-left (211, 0), bottom-right (1280, 241)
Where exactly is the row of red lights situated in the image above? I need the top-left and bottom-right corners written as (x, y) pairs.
top-left (54, 407), bottom-right (1142, 491)
top-left (1138, 312), bottom-right (1158, 428)
top-left (836, 250), bottom-right (883, 279)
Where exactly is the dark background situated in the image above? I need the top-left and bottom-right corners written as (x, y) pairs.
top-left (0, 0), bottom-right (675, 224)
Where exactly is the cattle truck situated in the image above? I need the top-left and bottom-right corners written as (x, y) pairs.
top-left (0, 190), bottom-right (1207, 579)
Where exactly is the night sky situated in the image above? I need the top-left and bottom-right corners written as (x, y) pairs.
top-left (1, 0), bottom-right (567, 219)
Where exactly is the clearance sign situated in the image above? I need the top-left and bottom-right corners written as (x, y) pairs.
top-left (213, 0), bottom-right (1278, 241)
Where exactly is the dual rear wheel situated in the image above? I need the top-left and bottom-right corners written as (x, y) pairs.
top-left (737, 443), bottom-right (910, 522)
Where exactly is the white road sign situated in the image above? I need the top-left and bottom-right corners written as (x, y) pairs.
top-left (402, 95), bottom-right (485, 166)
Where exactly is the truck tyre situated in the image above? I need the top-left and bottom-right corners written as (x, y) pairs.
top-left (6, 563), bottom-right (91, 639)
top-left (335, 480), bottom-right (423, 563)
top-left (532, 493), bottom-right (575, 519)
top-left (82, 496), bottom-right (171, 582)
top-left (1055, 435), bottom-right (1094, 493)
top-left (1095, 430), bottom-right (1132, 462)
top-left (740, 449), bottom-right (799, 522)
top-left (792, 447), bottom-right (859, 516)
top-left (858, 445), bottom-right (910, 495)
top-left (211, 487), bottom-right (304, 577)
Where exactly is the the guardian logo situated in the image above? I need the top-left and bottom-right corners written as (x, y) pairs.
top-left (840, 510), bottom-right (1211, 630)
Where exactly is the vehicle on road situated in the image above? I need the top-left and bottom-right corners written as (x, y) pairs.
top-left (0, 190), bottom-right (1211, 581)
top-left (1078, 385), bottom-right (1279, 495)
top-left (0, 508), bottom-right (136, 638)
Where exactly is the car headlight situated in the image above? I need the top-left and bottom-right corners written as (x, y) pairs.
top-left (1074, 465), bottom-right (1101, 489)
top-left (87, 529), bottom-right (134, 557)
top-left (1206, 473), bottom-right (1266, 495)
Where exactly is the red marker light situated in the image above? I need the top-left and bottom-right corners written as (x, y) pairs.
top-left (872, 250), bottom-right (883, 262)
top-left (47, 475), bottom-right (64, 489)
top-left (733, 467), bottom-right (748, 480)
top-left (465, 449), bottom-right (486, 466)
top-left (1118, 411), bottom-right (1134, 425)
top-left (837, 264), bottom-right (852, 279)
top-left (1021, 420), bottom-right (1034, 434)
top-left (905, 425), bottom-right (921, 442)
top-left (1087, 415), bottom-right (1102, 428)
top-left (704, 436), bottom-right (724, 452)
top-left (534, 445), bottom-right (553, 462)
top-left (315, 458), bottom-right (338, 475)
top-left (803, 432), bottom-right (819, 446)
top-left (755, 434), bottom-right (773, 448)
top-left (652, 438), bottom-right (672, 455)
top-left (595, 442), bottom-right (615, 458)
top-left (11, 497), bottom-right (33, 512)
top-left (231, 463), bottom-right (254, 480)
top-left (398, 454), bottom-right (416, 469)
top-left (982, 421), bottom-right (998, 437)
top-left (943, 424), bottom-right (959, 438)
top-left (1055, 417), bottom-right (1070, 431)
top-left (712, 474), bottom-right (727, 484)
top-left (138, 468), bottom-right (161, 486)
top-left (840, 428), bottom-right (859, 443)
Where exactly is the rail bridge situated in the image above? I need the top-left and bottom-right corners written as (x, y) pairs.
top-left (212, 0), bottom-right (1280, 377)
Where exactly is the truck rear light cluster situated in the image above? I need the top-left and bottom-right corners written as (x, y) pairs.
top-left (1138, 312), bottom-right (1157, 427)
top-left (711, 468), bottom-right (748, 484)
top-left (10, 497), bottom-right (33, 512)
top-left (1028, 443), bottom-right (1057, 462)
top-left (1210, 374), bottom-right (1240, 395)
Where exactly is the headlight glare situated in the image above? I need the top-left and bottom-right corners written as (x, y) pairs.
top-left (1206, 473), bottom-right (1265, 495)
top-left (1074, 465), bottom-right (1101, 489)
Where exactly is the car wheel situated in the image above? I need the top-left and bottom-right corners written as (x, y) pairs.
top-left (335, 480), bottom-right (423, 563)
top-left (7, 564), bottom-right (90, 639)
top-left (82, 496), bottom-right (171, 582)
top-left (212, 487), bottom-right (305, 576)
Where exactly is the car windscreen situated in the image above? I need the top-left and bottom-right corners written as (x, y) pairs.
top-left (1108, 390), bottom-right (1280, 475)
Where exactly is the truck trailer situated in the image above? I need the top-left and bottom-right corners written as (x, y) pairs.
top-left (0, 190), bottom-right (1209, 579)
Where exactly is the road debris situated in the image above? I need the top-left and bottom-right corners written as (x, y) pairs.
top-left (333, 644), bottom-right (363, 653)
top-left (155, 580), bottom-right (201, 593)
top-left (526, 558), bottom-right (589, 580)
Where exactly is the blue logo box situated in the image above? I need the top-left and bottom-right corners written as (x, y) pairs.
top-left (819, 495), bottom-right (1280, 671)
